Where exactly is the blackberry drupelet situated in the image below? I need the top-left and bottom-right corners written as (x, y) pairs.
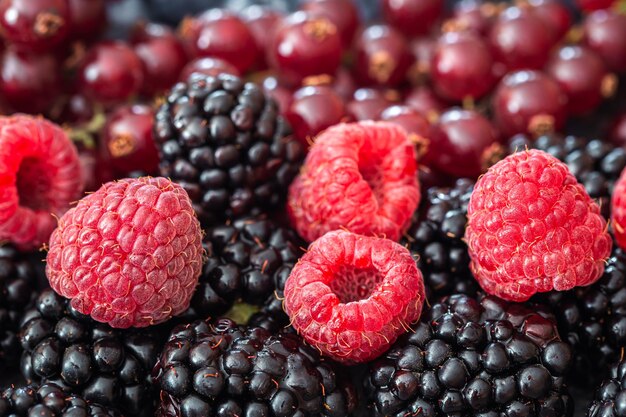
top-left (365, 293), bottom-right (574, 417)
top-left (0, 382), bottom-right (121, 417)
top-left (154, 318), bottom-right (358, 417)
top-left (19, 289), bottom-right (165, 417)
top-left (153, 72), bottom-right (305, 226)
top-left (508, 134), bottom-right (626, 219)
top-left (0, 245), bottom-right (37, 368)
top-left (402, 178), bottom-right (479, 298)
top-left (534, 246), bottom-right (626, 388)
top-left (587, 358), bottom-right (626, 417)
top-left (186, 215), bottom-right (303, 319)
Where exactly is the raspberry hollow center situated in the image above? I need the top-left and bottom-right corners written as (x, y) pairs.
top-left (16, 157), bottom-right (51, 211)
top-left (329, 266), bottom-right (384, 303)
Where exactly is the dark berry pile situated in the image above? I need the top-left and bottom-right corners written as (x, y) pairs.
top-left (2, 1), bottom-right (626, 417)
top-left (154, 73), bottom-right (304, 226)
top-left (19, 290), bottom-right (165, 417)
top-left (186, 215), bottom-right (303, 318)
top-left (587, 358), bottom-right (626, 417)
top-left (403, 178), bottom-right (478, 298)
top-left (0, 246), bottom-right (37, 367)
top-left (154, 318), bottom-right (358, 417)
top-left (508, 134), bottom-right (626, 219)
top-left (365, 294), bottom-right (574, 417)
top-left (0, 383), bottom-right (121, 417)
top-left (533, 246), bottom-right (626, 387)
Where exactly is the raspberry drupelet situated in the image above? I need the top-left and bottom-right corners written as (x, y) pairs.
top-left (284, 230), bottom-right (426, 364)
top-left (46, 177), bottom-right (204, 328)
top-left (0, 115), bottom-right (82, 250)
top-left (288, 121), bottom-right (420, 243)
top-left (466, 149), bottom-right (612, 301)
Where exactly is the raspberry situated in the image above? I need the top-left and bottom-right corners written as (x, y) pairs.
top-left (283, 230), bottom-right (426, 364)
top-left (46, 177), bottom-right (204, 328)
top-left (287, 121), bottom-right (420, 242)
top-left (0, 115), bottom-right (82, 250)
top-left (611, 167), bottom-right (626, 250)
top-left (466, 149), bottom-right (612, 301)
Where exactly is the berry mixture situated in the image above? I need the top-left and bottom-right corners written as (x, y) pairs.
top-left (1, 0), bottom-right (626, 416)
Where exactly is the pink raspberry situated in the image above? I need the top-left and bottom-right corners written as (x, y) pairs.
top-left (611, 167), bottom-right (626, 249)
top-left (287, 121), bottom-right (420, 242)
top-left (46, 177), bottom-right (204, 328)
top-left (0, 114), bottom-right (82, 250)
top-left (466, 149), bottom-right (612, 301)
top-left (283, 230), bottom-right (426, 364)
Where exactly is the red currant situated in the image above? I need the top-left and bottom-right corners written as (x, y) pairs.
top-left (0, 46), bottom-right (60, 114)
top-left (179, 9), bottom-right (258, 74)
top-left (492, 70), bottom-right (568, 138)
top-left (179, 57), bottom-right (240, 80)
top-left (131, 23), bottom-right (189, 96)
top-left (404, 86), bottom-right (449, 121)
top-left (450, 0), bottom-right (497, 35)
top-left (583, 10), bottom-right (626, 73)
top-left (285, 85), bottom-right (349, 145)
top-left (78, 41), bottom-right (144, 105)
top-left (380, 105), bottom-right (430, 142)
top-left (489, 6), bottom-right (554, 71)
top-left (381, 0), bottom-right (443, 38)
top-left (609, 112), bottom-right (626, 147)
top-left (260, 74), bottom-right (293, 113)
top-left (347, 87), bottom-right (397, 121)
top-left (528, 0), bottom-right (571, 43)
top-left (431, 31), bottom-right (496, 102)
top-left (577, 0), bottom-right (615, 11)
top-left (426, 108), bottom-right (500, 178)
top-left (353, 24), bottom-right (414, 87)
top-left (545, 45), bottom-right (614, 116)
top-left (100, 104), bottom-right (158, 177)
top-left (268, 11), bottom-right (343, 86)
top-left (409, 36), bottom-right (436, 82)
top-left (240, 5), bottom-right (284, 70)
top-left (50, 93), bottom-right (94, 124)
top-left (67, 0), bottom-right (106, 41)
top-left (333, 67), bottom-right (357, 101)
top-left (0, 0), bottom-right (69, 52)
top-left (300, 0), bottom-right (360, 48)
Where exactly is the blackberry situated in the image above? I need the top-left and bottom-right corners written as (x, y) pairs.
top-left (0, 245), bottom-right (37, 368)
top-left (153, 73), bottom-right (305, 226)
top-left (508, 134), bottom-right (626, 219)
top-left (365, 293), bottom-right (574, 417)
top-left (0, 382), bottom-right (121, 417)
top-left (402, 178), bottom-right (479, 298)
top-left (587, 358), bottom-right (626, 417)
top-left (533, 246), bottom-right (626, 388)
top-left (186, 215), bottom-right (303, 319)
top-left (154, 318), bottom-right (358, 417)
top-left (19, 289), bottom-right (165, 417)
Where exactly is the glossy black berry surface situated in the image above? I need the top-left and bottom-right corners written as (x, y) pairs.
top-left (365, 294), bottom-right (574, 417)
top-left (154, 318), bottom-right (358, 417)
top-left (153, 73), bottom-right (304, 226)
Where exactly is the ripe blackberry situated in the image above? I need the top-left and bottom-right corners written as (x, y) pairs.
top-left (402, 179), bottom-right (479, 298)
top-left (154, 318), bottom-right (358, 417)
top-left (0, 245), bottom-right (37, 369)
top-left (153, 73), bottom-right (305, 226)
top-left (365, 294), bottom-right (574, 417)
top-left (0, 382), bottom-right (121, 417)
top-left (533, 246), bottom-right (626, 388)
top-left (508, 134), bottom-right (626, 219)
top-left (19, 289), bottom-right (165, 417)
top-left (186, 215), bottom-right (303, 319)
top-left (587, 358), bottom-right (626, 417)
